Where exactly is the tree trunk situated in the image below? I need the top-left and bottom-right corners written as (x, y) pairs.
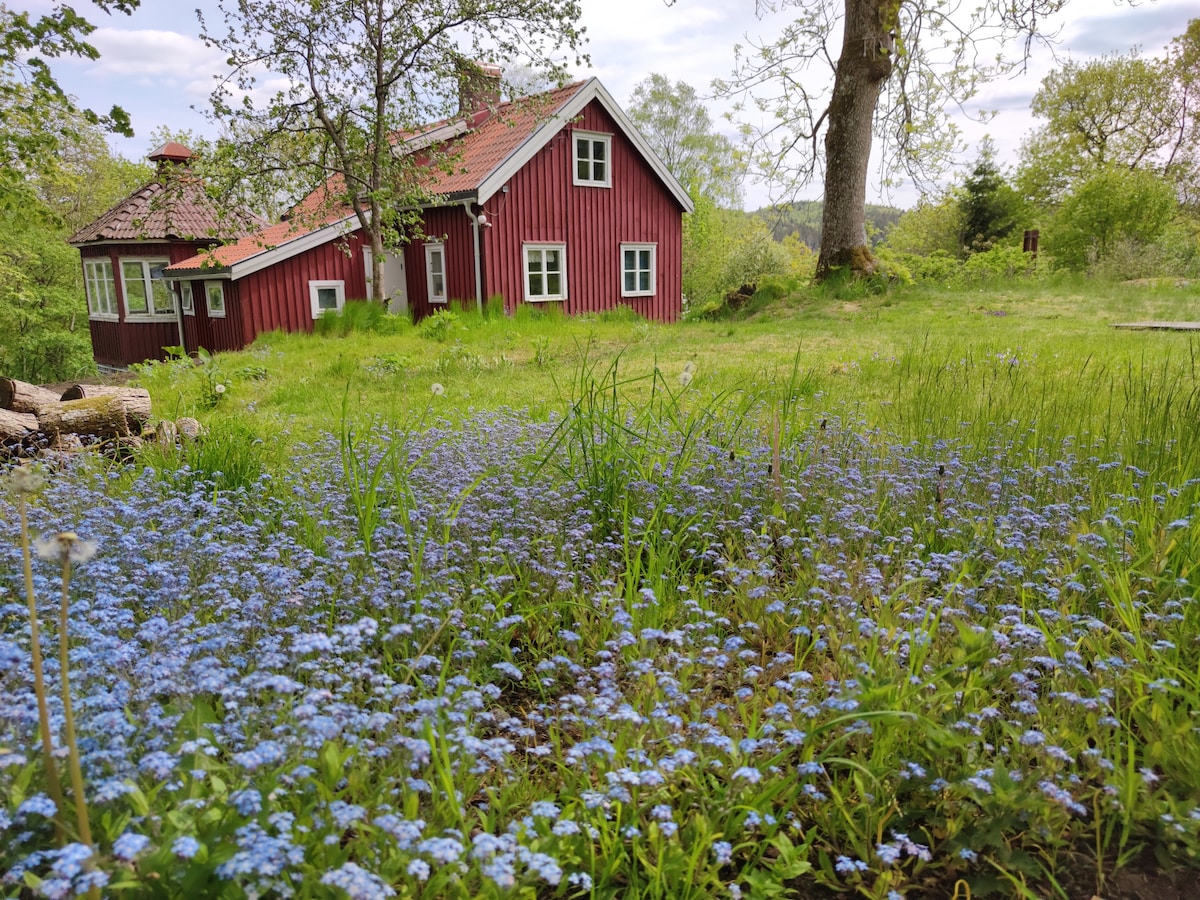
top-left (37, 395), bottom-right (130, 439)
top-left (0, 378), bottom-right (60, 414)
top-left (815, 0), bottom-right (897, 281)
top-left (59, 385), bottom-right (152, 429)
top-left (0, 408), bottom-right (38, 440)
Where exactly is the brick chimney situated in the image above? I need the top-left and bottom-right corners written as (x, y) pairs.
top-left (458, 62), bottom-right (503, 116)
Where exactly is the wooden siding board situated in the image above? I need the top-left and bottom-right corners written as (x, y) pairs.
top-left (236, 232), bottom-right (368, 338)
top-left (482, 100), bottom-right (682, 322)
top-left (405, 206), bottom-right (475, 320)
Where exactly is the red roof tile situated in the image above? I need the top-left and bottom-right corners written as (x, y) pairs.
top-left (68, 176), bottom-right (265, 245)
top-left (166, 180), bottom-right (354, 272)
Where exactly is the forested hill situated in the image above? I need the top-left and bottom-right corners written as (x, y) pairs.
top-left (752, 200), bottom-right (905, 248)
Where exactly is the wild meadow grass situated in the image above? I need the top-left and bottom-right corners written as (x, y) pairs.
top-left (3, 278), bottom-right (1200, 898)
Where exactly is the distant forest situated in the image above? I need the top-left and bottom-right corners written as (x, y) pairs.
top-left (751, 200), bottom-right (905, 249)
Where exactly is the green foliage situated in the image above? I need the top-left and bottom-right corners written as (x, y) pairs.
top-left (417, 309), bottom-right (461, 341)
top-left (0, 206), bottom-right (95, 383)
top-left (626, 74), bottom-right (744, 208)
top-left (1018, 42), bottom-right (1198, 204)
top-left (1046, 166), bottom-right (1178, 271)
top-left (138, 413), bottom-right (280, 496)
top-left (754, 200), bottom-right (903, 249)
top-left (879, 245), bottom-right (1041, 287)
top-left (0, 1), bottom-right (140, 207)
top-left (313, 299), bottom-right (411, 337)
top-left (885, 195), bottom-right (966, 258)
top-left (959, 138), bottom-right (1023, 253)
top-left (683, 195), bottom-right (798, 317)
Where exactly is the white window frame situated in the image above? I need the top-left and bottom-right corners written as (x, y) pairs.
top-left (179, 281), bottom-right (195, 315)
top-left (83, 259), bottom-right (118, 320)
top-left (120, 258), bottom-right (174, 320)
top-left (309, 280), bottom-right (346, 319)
top-left (205, 281), bottom-right (227, 318)
top-left (523, 243), bottom-right (567, 303)
top-left (573, 131), bottom-right (612, 188)
top-left (424, 243), bottom-right (447, 305)
top-left (620, 243), bottom-right (657, 298)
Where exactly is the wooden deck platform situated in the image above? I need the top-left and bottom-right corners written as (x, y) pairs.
top-left (1112, 322), bottom-right (1200, 331)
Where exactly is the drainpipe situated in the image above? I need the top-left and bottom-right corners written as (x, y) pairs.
top-left (174, 280), bottom-right (186, 352)
top-left (463, 200), bottom-right (483, 315)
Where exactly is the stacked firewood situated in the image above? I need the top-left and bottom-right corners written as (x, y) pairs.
top-left (1, 377), bottom-right (200, 461)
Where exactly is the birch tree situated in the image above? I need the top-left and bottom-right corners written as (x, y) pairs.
top-left (716, 0), bottom-right (1079, 280)
top-left (201, 0), bottom-right (586, 302)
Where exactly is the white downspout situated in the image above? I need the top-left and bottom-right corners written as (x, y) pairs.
top-left (173, 281), bottom-right (186, 352)
top-left (463, 200), bottom-right (483, 315)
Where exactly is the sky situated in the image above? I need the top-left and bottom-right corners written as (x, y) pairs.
top-left (28, 0), bottom-right (1200, 211)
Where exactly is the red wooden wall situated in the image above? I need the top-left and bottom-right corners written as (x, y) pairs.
top-left (236, 231), bottom-right (369, 343)
top-left (479, 99), bottom-right (684, 322)
top-left (404, 205), bottom-right (476, 319)
top-left (82, 241), bottom-right (214, 368)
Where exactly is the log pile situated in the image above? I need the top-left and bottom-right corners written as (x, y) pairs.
top-left (1, 377), bottom-right (201, 462)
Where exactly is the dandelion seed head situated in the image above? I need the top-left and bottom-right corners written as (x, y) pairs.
top-left (7, 464), bottom-right (44, 495)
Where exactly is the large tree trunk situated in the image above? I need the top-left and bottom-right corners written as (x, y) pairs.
top-left (816, 0), bottom-right (897, 281)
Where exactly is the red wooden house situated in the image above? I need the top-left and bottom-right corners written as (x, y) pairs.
top-left (68, 142), bottom-right (265, 369)
top-left (74, 77), bottom-right (692, 367)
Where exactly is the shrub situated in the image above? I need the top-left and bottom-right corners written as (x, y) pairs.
top-left (417, 309), bottom-right (461, 341)
top-left (1046, 167), bottom-right (1178, 271)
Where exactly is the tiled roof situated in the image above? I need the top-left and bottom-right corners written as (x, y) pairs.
top-left (166, 82), bottom-right (587, 275)
top-left (420, 82), bottom-right (584, 195)
top-left (166, 181), bottom-right (354, 272)
top-left (68, 176), bottom-right (265, 245)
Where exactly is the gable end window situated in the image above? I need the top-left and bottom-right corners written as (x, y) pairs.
top-left (425, 243), bottom-right (447, 304)
top-left (573, 132), bottom-right (612, 187)
top-left (84, 259), bottom-right (117, 319)
top-left (524, 244), bottom-right (567, 302)
top-left (120, 258), bottom-right (174, 318)
top-left (206, 282), bottom-right (227, 318)
top-left (621, 244), bottom-right (657, 297)
top-left (309, 280), bottom-right (345, 318)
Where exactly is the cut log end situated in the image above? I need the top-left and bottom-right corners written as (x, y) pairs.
top-left (1, 378), bottom-right (62, 415)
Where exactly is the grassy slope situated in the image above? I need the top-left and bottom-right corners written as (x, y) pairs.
top-left (135, 278), bottom-right (1200, 447)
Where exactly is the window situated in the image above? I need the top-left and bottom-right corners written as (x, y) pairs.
top-left (120, 258), bottom-right (174, 317)
top-left (621, 243), bottom-right (657, 297)
top-left (308, 280), bottom-right (345, 318)
top-left (206, 282), bottom-right (226, 318)
top-left (573, 132), bottom-right (611, 187)
top-left (83, 259), bottom-right (117, 319)
top-left (425, 243), bottom-right (447, 304)
top-left (180, 282), bottom-right (194, 315)
top-left (524, 244), bottom-right (567, 302)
